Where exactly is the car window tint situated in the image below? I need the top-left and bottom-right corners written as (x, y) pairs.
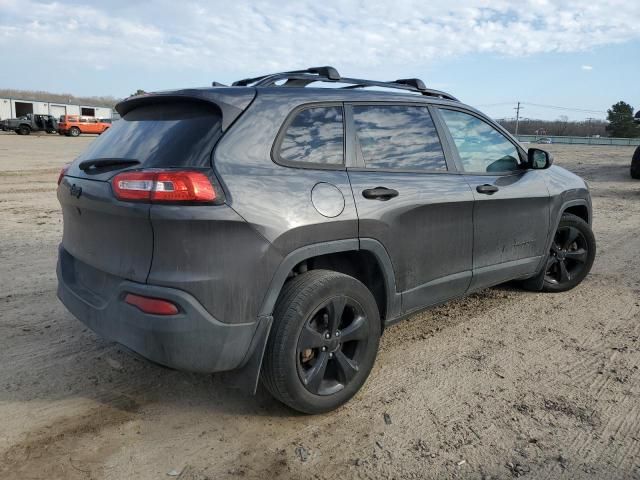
top-left (279, 106), bottom-right (344, 165)
top-left (440, 109), bottom-right (520, 173)
top-left (352, 105), bottom-right (446, 170)
top-left (75, 102), bottom-right (222, 168)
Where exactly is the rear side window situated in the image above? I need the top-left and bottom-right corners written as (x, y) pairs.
top-left (440, 109), bottom-right (521, 173)
top-left (353, 105), bottom-right (446, 171)
top-left (277, 106), bottom-right (344, 166)
top-left (75, 102), bottom-right (222, 168)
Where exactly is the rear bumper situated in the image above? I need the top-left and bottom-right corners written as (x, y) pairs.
top-left (57, 246), bottom-right (258, 373)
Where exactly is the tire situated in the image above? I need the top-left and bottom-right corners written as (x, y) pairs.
top-left (631, 145), bottom-right (640, 180)
top-left (69, 126), bottom-right (81, 137)
top-left (261, 270), bottom-right (381, 414)
top-left (18, 125), bottom-right (30, 135)
top-left (541, 213), bottom-right (596, 292)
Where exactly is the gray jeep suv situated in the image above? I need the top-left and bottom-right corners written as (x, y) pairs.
top-left (57, 67), bottom-right (595, 413)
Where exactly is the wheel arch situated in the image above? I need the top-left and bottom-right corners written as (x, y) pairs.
top-left (562, 202), bottom-right (590, 225)
top-left (258, 238), bottom-right (400, 323)
top-left (549, 199), bottom-right (592, 254)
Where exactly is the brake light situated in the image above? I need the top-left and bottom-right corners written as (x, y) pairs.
top-left (125, 293), bottom-right (179, 315)
top-left (57, 164), bottom-right (70, 185)
top-left (112, 170), bottom-right (217, 203)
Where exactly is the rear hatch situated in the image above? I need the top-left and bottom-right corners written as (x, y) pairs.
top-left (58, 95), bottom-right (236, 283)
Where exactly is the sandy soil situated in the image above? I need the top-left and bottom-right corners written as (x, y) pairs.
top-left (0, 132), bottom-right (639, 479)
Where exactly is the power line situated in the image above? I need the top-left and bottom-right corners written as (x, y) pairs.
top-left (522, 102), bottom-right (606, 114)
top-left (474, 102), bottom-right (516, 108)
top-left (473, 101), bottom-right (606, 115)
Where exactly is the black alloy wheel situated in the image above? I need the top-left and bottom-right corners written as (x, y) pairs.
top-left (543, 213), bottom-right (595, 292)
top-left (262, 270), bottom-right (381, 414)
top-left (296, 295), bottom-right (370, 396)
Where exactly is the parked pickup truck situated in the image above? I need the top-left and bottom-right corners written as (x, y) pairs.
top-left (58, 115), bottom-right (111, 137)
top-left (1, 114), bottom-right (58, 135)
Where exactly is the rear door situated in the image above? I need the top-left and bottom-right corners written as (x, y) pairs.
top-left (59, 100), bottom-right (223, 282)
top-left (346, 103), bottom-right (474, 313)
top-left (437, 107), bottom-right (550, 290)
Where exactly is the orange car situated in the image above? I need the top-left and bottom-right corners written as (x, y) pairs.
top-left (58, 115), bottom-right (110, 137)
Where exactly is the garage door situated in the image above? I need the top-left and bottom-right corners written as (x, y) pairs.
top-left (50, 105), bottom-right (66, 119)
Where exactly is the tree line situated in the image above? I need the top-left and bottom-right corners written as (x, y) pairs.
top-left (0, 88), bottom-right (118, 108)
top-left (499, 101), bottom-right (640, 138)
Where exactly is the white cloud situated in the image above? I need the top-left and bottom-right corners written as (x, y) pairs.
top-left (0, 0), bottom-right (638, 79)
top-left (581, 65), bottom-right (594, 70)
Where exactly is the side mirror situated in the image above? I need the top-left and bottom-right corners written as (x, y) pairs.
top-left (528, 148), bottom-right (553, 169)
top-left (634, 110), bottom-right (640, 123)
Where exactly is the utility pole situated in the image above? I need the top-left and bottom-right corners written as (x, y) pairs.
top-left (585, 117), bottom-right (596, 137)
top-left (514, 102), bottom-right (523, 136)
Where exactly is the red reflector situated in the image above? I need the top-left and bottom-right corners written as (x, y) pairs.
top-left (112, 170), bottom-right (216, 203)
top-left (124, 293), bottom-right (179, 315)
top-left (57, 163), bottom-right (70, 185)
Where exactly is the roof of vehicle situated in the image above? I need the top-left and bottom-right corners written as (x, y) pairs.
top-left (230, 66), bottom-right (458, 100)
top-left (116, 67), bottom-right (486, 131)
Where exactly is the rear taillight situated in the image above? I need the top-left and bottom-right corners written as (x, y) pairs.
top-left (57, 164), bottom-right (70, 185)
top-left (124, 293), bottom-right (179, 315)
top-left (111, 170), bottom-right (217, 203)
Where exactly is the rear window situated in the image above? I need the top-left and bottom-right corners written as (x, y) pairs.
top-left (75, 102), bottom-right (222, 168)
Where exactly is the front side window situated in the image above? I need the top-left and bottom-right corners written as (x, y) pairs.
top-left (440, 109), bottom-right (521, 173)
top-left (278, 106), bottom-right (344, 165)
top-left (352, 105), bottom-right (447, 170)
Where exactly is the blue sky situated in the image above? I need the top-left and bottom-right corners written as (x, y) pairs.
top-left (1, 0), bottom-right (639, 120)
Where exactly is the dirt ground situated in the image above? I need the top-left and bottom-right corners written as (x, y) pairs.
top-left (0, 132), bottom-right (639, 480)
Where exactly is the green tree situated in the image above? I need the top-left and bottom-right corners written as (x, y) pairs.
top-left (606, 101), bottom-right (640, 138)
top-left (130, 89), bottom-right (147, 97)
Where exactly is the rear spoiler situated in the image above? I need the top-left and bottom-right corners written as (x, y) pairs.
top-left (116, 87), bottom-right (256, 131)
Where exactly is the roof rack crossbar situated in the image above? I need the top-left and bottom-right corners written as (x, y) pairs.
top-left (339, 78), bottom-right (457, 100)
top-left (232, 66), bottom-right (340, 87)
top-left (230, 66), bottom-right (459, 101)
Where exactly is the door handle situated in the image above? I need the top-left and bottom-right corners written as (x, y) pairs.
top-left (362, 187), bottom-right (399, 201)
top-left (476, 184), bottom-right (499, 195)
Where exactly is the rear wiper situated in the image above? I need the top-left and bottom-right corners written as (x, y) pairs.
top-left (78, 158), bottom-right (140, 171)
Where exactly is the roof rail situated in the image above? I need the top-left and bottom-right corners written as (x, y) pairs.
top-left (229, 66), bottom-right (458, 101)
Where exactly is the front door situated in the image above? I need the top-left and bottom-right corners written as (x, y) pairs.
top-left (346, 103), bottom-right (475, 314)
top-left (437, 108), bottom-right (550, 291)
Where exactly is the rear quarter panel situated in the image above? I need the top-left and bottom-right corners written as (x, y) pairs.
top-left (147, 204), bottom-right (283, 325)
top-left (212, 92), bottom-right (359, 254)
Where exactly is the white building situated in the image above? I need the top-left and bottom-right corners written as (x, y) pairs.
top-left (0, 97), bottom-right (113, 120)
